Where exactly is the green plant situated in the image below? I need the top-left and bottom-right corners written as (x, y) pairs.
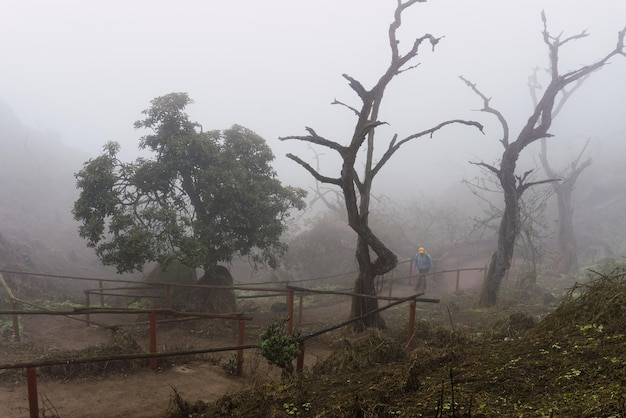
top-left (222, 353), bottom-right (238, 375)
top-left (282, 401), bottom-right (311, 417)
top-left (257, 317), bottom-right (301, 375)
top-left (60, 299), bottom-right (84, 309)
top-left (0, 316), bottom-right (21, 339)
top-left (128, 298), bottom-right (152, 309)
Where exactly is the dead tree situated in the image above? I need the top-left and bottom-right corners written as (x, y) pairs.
top-left (540, 137), bottom-right (591, 274)
top-left (462, 13), bottom-right (625, 307)
top-left (281, 0), bottom-right (482, 330)
top-left (529, 70), bottom-right (592, 275)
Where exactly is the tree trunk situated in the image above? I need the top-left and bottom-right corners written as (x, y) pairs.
top-left (197, 265), bottom-right (237, 313)
top-left (478, 160), bottom-right (520, 307)
top-left (350, 235), bottom-right (386, 331)
top-left (554, 188), bottom-right (577, 274)
top-left (519, 227), bottom-right (538, 288)
top-left (539, 138), bottom-right (590, 275)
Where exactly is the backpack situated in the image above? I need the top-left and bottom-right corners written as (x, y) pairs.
top-left (415, 253), bottom-right (432, 272)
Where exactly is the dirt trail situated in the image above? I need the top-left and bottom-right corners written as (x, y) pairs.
top-left (0, 280), bottom-right (467, 417)
top-left (0, 297), bottom-right (342, 418)
top-left (1, 363), bottom-right (241, 418)
top-left (0, 313), bottom-right (246, 417)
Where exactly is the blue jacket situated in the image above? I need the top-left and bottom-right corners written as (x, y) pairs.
top-left (412, 253), bottom-right (432, 273)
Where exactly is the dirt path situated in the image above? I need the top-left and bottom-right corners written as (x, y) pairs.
top-left (1, 362), bottom-right (242, 418)
top-left (0, 281), bottom-right (464, 417)
top-left (0, 300), bottom-right (341, 418)
top-left (0, 314), bottom-right (247, 417)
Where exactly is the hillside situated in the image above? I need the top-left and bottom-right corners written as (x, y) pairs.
top-left (0, 100), bottom-right (137, 299)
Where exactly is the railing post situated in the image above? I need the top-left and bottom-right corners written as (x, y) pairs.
top-left (296, 341), bottom-right (305, 373)
top-left (298, 294), bottom-right (303, 326)
top-left (387, 271), bottom-right (394, 305)
top-left (165, 285), bottom-right (172, 309)
top-left (0, 273), bottom-right (20, 342)
top-left (407, 299), bottom-right (416, 346)
top-left (27, 367), bottom-right (39, 418)
top-left (456, 270), bottom-right (461, 291)
top-left (10, 297), bottom-right (20, 342)
top-left (237, 317), bottom-right (245, 376)
top-left (287, 289), bottom-right (294, 335)
top-left (99, 279), bottom-right (104, 306)
top-left (149, 311), bottom-right (157, 370)
top-left (84, 290), bottom-right (90, 326)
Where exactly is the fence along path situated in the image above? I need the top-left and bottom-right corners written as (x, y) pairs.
top-left (0, 265), bottom-right (488, 418)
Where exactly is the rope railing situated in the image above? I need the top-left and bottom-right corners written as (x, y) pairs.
top-left (1, 277), bottom-right (442, 418)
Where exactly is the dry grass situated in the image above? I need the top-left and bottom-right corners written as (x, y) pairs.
top-left (165, 269), bottom-right (626, 417)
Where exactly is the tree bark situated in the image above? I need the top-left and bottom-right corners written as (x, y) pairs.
top-left (478, 158), bottom-right (520, 306)
top-left (351, 236), bottom-right (386, 331)
top-left (539, 138), bottom-right (591, 275)
top-left (197, 265), bottom-right (236, 313)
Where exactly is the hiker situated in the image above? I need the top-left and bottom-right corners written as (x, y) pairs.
top-left (412, 246), bottom-right (432, 292)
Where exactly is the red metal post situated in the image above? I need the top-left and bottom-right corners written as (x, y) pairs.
top-left (237, 318), bottom-right (245, 376)
top-left (287, 289), bottom-right (294, 335)
top-left (296, 341), bottom-right (305, 373)
top-left (407, 299), bottom-right (416, 345)
top-left (149, 311), bottom-right (157, 370)
top-left (26, 368), bottom-right (39, 418)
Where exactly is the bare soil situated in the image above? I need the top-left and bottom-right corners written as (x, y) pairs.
top-left (0, 287), bottom-right (350, 418)
top-left (0, 314), bottom-right (239, 417)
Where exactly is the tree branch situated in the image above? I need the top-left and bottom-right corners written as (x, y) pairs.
top-left (469, 160), bottom-right (500, 176)
top-left (285, 153), bottom-right (342, 186)
top-left (527, 17), bottom-right (626, 145)
top-left (459, 76), bottom-right (510, 147)
top-left (371, 119), bottom-right (484, 177)
top-left (331, 99), bottom-right (360, 116)
top-left (518, 178), bottom-right (561, 195)
top-left (279, 127), bottom-right (346, 154)
top-left (342, 73), bottom-right (369, 100)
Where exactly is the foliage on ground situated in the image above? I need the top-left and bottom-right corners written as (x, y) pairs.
top-left (164, 269), bottom-right (626, 417)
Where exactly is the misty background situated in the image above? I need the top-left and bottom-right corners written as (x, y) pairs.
top-left (1, 0), bottom-right (625, 288)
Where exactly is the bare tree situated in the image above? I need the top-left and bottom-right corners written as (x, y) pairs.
top-left (464, 167), bottom-right (553, 287)
top-left (529, 70), bottom-right (592, 275)
top-left (461, 13), bottom-right (625, 307)
top-left (540, 137), bottom-right (591, 274)
top-left (281, 0), bottom-right (482, 330)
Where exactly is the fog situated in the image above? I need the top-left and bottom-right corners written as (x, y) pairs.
top-left (1, 0), bottom-right (626, 275)
top-left (1, 1), bottom-right (624, 202)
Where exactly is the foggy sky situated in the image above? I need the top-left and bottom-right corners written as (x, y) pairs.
top-left (2, 0), bottom-right (625, 203)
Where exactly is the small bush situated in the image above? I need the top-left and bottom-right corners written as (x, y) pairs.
top-left (257, 317), bottom-right (301, 376)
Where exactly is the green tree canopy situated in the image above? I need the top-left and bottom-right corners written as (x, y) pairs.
top-left (73, 92), bottom-right (306, 273)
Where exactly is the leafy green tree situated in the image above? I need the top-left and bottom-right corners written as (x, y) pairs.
top-left (73, 93), bottom-right (306, 311)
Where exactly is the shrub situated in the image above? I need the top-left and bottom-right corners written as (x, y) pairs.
top-left (257, 317), bottom-right (301, 376)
